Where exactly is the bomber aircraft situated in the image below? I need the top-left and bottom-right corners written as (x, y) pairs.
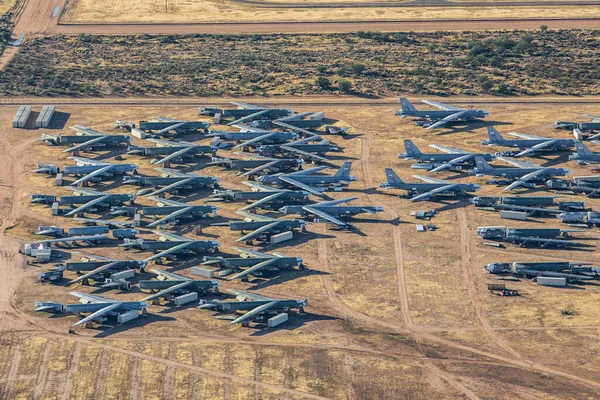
top-left (212, 211), bottom-right (307, 244)
top-left (481, 127), bottom-right (576, 157)
top-left (141, 196), bottom-right (218, 228)
top-left (61, 157), bottom-right (138, 186)
top-left (139, 269), bottom-right (220, 302)
top-left (569, 141), bottom-right (600, 165)
top-left (208, 154), bottom-right (303, 177)
top-left (40, 125), bottom-right (131, 153)
top-left (257, 136), bottom-right (340, 162)
top-left (120, 230), bottom-right (220, 263)
top-left (122, 168), bottom-right (219, 196)
top-left (58, 187), bottom-right (136, 217)
top-left (399, 140), bottom-right (495, 173)
top-left (210, 181), bottom-right (310, 210)
top-left (127, 138), bottom-right (217, 165)
top-left (200, 102), bottom-right (293, 125)
top-left (395, 98), bottom-right (490, 130)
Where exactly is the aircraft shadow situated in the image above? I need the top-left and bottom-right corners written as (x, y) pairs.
top-left (47, 111), bottom-right (70, 130)
top-left (246, 269), bottom-right (330, 291)
top-left (248, 312), bottom-right (338, 336)
top-left (260, 231), bottom-right (336, 251)
top-left (88, 313), bottom-right (177, 338)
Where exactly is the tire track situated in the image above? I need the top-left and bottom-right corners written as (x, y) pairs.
top-left (60, 342), bottom-right (82, 400)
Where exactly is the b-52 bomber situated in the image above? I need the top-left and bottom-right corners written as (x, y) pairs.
top-left (56, 187), bottom-right (136, 217)
top-left (395, 98), bottom-right (490, 130)
top-left (198, 289), bottom-right (307, 326)
top-left (66, 253), bottom-right (146, 289)
top-left (141, 196), bottom-right (218, 228)
top-left (40, 125), bottom-right (131, 153)
top-left (212, 211), bottom-right (307, 244)
top-left (120, 230), bottom-right (220, 263)
top-left (257, 136), bottom-right (341, 162)
top-left (481, 127), bottom-right (576, 157)
top-left (399, 140), bottom-right (495, 173)
top-left (485, 261), bottom-right (597, 282)
top-left (248, 112), bottom-right (325, 134)
top-left (126, 138), bottom-right (217, 166)
top-left (137, 117), bottom-right (210, 135)
top-left (208, 128), bottom-right (299, 149)
top-left (203, 247), bottom-right (304, 281)
top-left (477, 226), bottom-right (587, 248)
top-left (200, 102), bottom-right (293, 125)
top-left (209, 182), bottom-right (310, 211)
top-left (569, 141), bottom-right (600, 165)
top-left (279, 197), bottom-right (384, 229)
top-left (257, 162), bottom-right (356, 198)
top-left (139, 269), bottom-right (220, 302)
top-left (380, 169), bottom-right (481, 202)
top-left (35, 291), bottom-right (148, 328)
top-left (208, 154), bottom-right (303, 178)
top-left (122, 168), bottom-right (219, 196)
top-left (471, 157), bottom-right (569, 191)
top-left (55, 157), bottom-right (138, 186)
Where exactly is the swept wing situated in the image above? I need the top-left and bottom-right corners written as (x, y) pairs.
top-left (426, 111), bottom-right (470, 130)
top-left (63, 136), bottom-right (110, 153)
top-left (503, 169), bottom-right (549, 191)
top-left (409, 184), bottom-right (461, 202)
top-left (421, 100), bottom-right (462, 111)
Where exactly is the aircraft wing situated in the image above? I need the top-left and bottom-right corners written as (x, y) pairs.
top-left (497, 156), bottom-right (538, 169)
top-left (230, 101), bottom-right (265, 110)
top-left (279, 145), bottom-right (329, 162)
top-left (71, 125), bottom-right (104, 135)
top-left (421, 100), bottom-right (462, 111)
top-left (68, 156), bottom-right (109, 166)
top-left (226, 288), bottom-right (274, 301)
top-left (287, 165), bottom-right (329, 176)
top-left (237, 160), bottom-right (281, 178)
top-left (584, 113), bottom-right (600, 122)
top-left (70, 165), bottom-right (115, 186)
top-left (272, 121), bottom-right (315, 137)
top-left (303, 206), bottom-right (348, 227)
top-left (315, 197), bottom-right (357, 206)
top-left (141, 281), bottom-right (193, 301)
top-left (150, 268), bottom-right (190, 281)
top-left (69, 261), bottom-right (121, 284)
top-left (505, 132), bottom-right (548, 140)
top-left (147, 196), bottom-right (186, 207)
top-left (279, 176), bottom-right (328, 198)
top-left (235, 221), bottom-right (284, 243)
top-left (229, 300), bottom-right (281, 325)
top-left (143, 242), bottom-right (194, 263)
top-left (69, 291), bottom-right (115, 304)
top-left (234, 246), bottom-right (272, 258)
top-left (233, 132), bottom-right (276, 148)
top-left (145, 206), bottom-right (194, 228)
top-left (238, 192), bottom-right (285, 211)
top-left (413, 175), bottom-right (449, 184)
top-left (154, 122), bottom-right (187, 136)
top-left (228, 258), bottom-right (280, 280)
top-left (227, 110), bottom-right (271, 126)
top-left (64, 194), bottom-right (110, 216)
top-left (429, 154), bottom-right (475, 173)
top-left (151, 146), bottom-right (196, 165)
top-left (62, 135), bottom-right (110, 153)
top-left (428, 144), bottom-right (469, 154)
top-left (147, 177), bottom-right (196, 196)
top-left (410, 184), bottom-right (460, 202)
top-left (503, 169), bottom-right (548, 191)
top-left (152, 230), bottom-right (192, 242)
top-left (235, 210), bottom-right (278, 222)
top-left (241, 181), bottom-right (284, 192)
top-left (426, 111), bottom-right (470, 130)
top-left (72, 303), bottom-right (123, 327)
top-left (154, 167), bottom-right (190, 177)
top-left (514, 140), bottom-right (559, 157)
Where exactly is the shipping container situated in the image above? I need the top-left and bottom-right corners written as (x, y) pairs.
top-left (190, 267), bottom-right (216, 278)
top-left (174, 292), bottom-right (199, 306)
top-left (500, 210), bottom-right (528, 221)
top-left (270, 231), bottom-right (293, 244)
top-left (268, 313), bottom-right (288, 328)
top-left (536, 276), bottom-right (567, 287)
top-left (117, 310), bottom-right (139, 324)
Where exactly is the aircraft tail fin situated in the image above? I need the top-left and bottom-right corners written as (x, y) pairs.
top-left (575, 141), bottom-right (593, 156)
top-left (384, 168), bottom-right (403, 186)
top-left (487, 126), bottom-right (505, 144)
top-left (474, 156), bottom-right (493, 171)
top-left (399, 98), bottom-right (418, 115)
top-left (333, 162), bottom-right (352, 178)
top-left (403, 140), bottom-right (422, 156)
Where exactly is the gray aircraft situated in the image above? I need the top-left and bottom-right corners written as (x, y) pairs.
top-left (208, 154), bottom-right (303, 177)
top-left (208, 129), bottom-right (299, 149)
top-left (481, 127), bottom-right (576, 157)
top-left (471, 157), bottom-right (569, 191)
top-left (212, 211), bottom-right (306, 244)
top-left (279, 197), bottom-right (384, 229)
top-left (554, 114), bottom-right (600, 133)
top-left (484, 261), bottom-right (597, 282)
top-left (569, 141), bottom-right (600, 165)
top-left (73, 217), bottom-right (136, 228)
top-left (65, 253), bottom-right (146, 288)
top-left (399, 140), bottom-right (495, 173)
top-left (257, 162), bottom-right (356, 198)
top-left (57, 187), bottom-right (136, 217)
top-left (141, 196), bottom-right (218, 228)
top-left (126, 139), bottom-right (217, 166)
top-left (122, 168), bottom-right (219, 196)
top-left (380, 168), bottom-right (481, 202)
top-left (120, 230), bottom-right (220, 263)
top-left (139, 269), bottom-right (220, 302)
top-left (57, 157), bottom-right (138, 186)
top-left (547, 178), bottom-right (600, 198)
top-left (395, 98), bottom-right (490, 130)
top-left (35, 291), bottom-right (148, 328)
top-left (38, 265), bottom-right (66, 283)
top-left (138, 118), bottom-right (210, 135)
top-left (198, 288), bottom-right (307, 326)
top-left (200, 102), bottom-right (293, 125)
top-left (257, 136), bottom-right (341, 162)
top-left (202, 247), bottom-right (304, 281)
top-left (249, 112), bottom-right (325, 134)
top-left (477, 226), bottom-right (586, 248)
top-left (40, 126), bottom-right (131, 153)
top-left (209, 181), bottom-right (310, 211)
top-left (33, 234), bottom-right (108, 247)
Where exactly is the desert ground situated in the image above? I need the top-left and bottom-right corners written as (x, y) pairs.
top-left (1, 99), bottom-right (600, 399)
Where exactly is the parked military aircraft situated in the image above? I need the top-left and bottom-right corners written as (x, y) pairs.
top-left (34, 234), bottom-right (108, 247)
top-left (73, 217), bottom-right (136, 228)
top-left (59, 157), bottom-right (138, 186)
top-left (481, 127), bottom-right (576, 157)
top-left (139, 269), bottom-right (220, 302)
top-left (122, 168), bottom-right (219, 196)
top-left (127, 139), bottom-right (217, 165)
top-left (257, 136), bottom-right (340, 162)
top-left (200, 102), bottom-right (292, 125)
top-left (485, 262), bottom-right (597, 282)
top-left (203, 247), bottom-right (304, 281)
top-left (120, 230), bottom-right (220, 263)
top-left (547, 178), bottom-right (600, 198)
top-left (380, 169), bottom-right (481, 201)
top-left (399, 140), bottom-right (495, 172)
top-left (257, 162), bottom-right (356, 198)
top-left (477, 226), bottom-right (587, 248)
top-left (40, 125), bottom-right (131, 153)
top-left (138, 118), bottom-right (210, 135)
top-left (207, 129), bottom-right (298, 149)
top-left (66, 253), bottom-right (147, 285)
top-left (569, 141), bottom-right (600, 164)
top-left (58, 187), bottom-right (136, 217)
top-left (208, 154), bottom-right (303, 177)
top-left (471, 157), bottom-right (569, 191)
top-left (141, 196), bottom-right (218, 228)
top-left (252, 112), bottom-right (325, 134)
top-left (212, 211), bottom-right (306, 243)
top-left (395, 98), bottom-right (490, 130)
top-left (198, 289), bottom-right (306, 325)
top-left (279, 197), bottom-right (383, 229)
top-left (209, 182), bottom-right (310, 210)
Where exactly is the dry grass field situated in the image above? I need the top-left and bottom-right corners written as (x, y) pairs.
top-left (1, 100), bottom-right (600, 398)
top-left (0, 0), bottom-right (17, 16)
top-left (60, 0), bottom-right (600, 24)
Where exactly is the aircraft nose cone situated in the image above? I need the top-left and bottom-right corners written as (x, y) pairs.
top-left (474, 184), bottom-right (483, 191)
top-left (279, 206), bottom-right (287, 213)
